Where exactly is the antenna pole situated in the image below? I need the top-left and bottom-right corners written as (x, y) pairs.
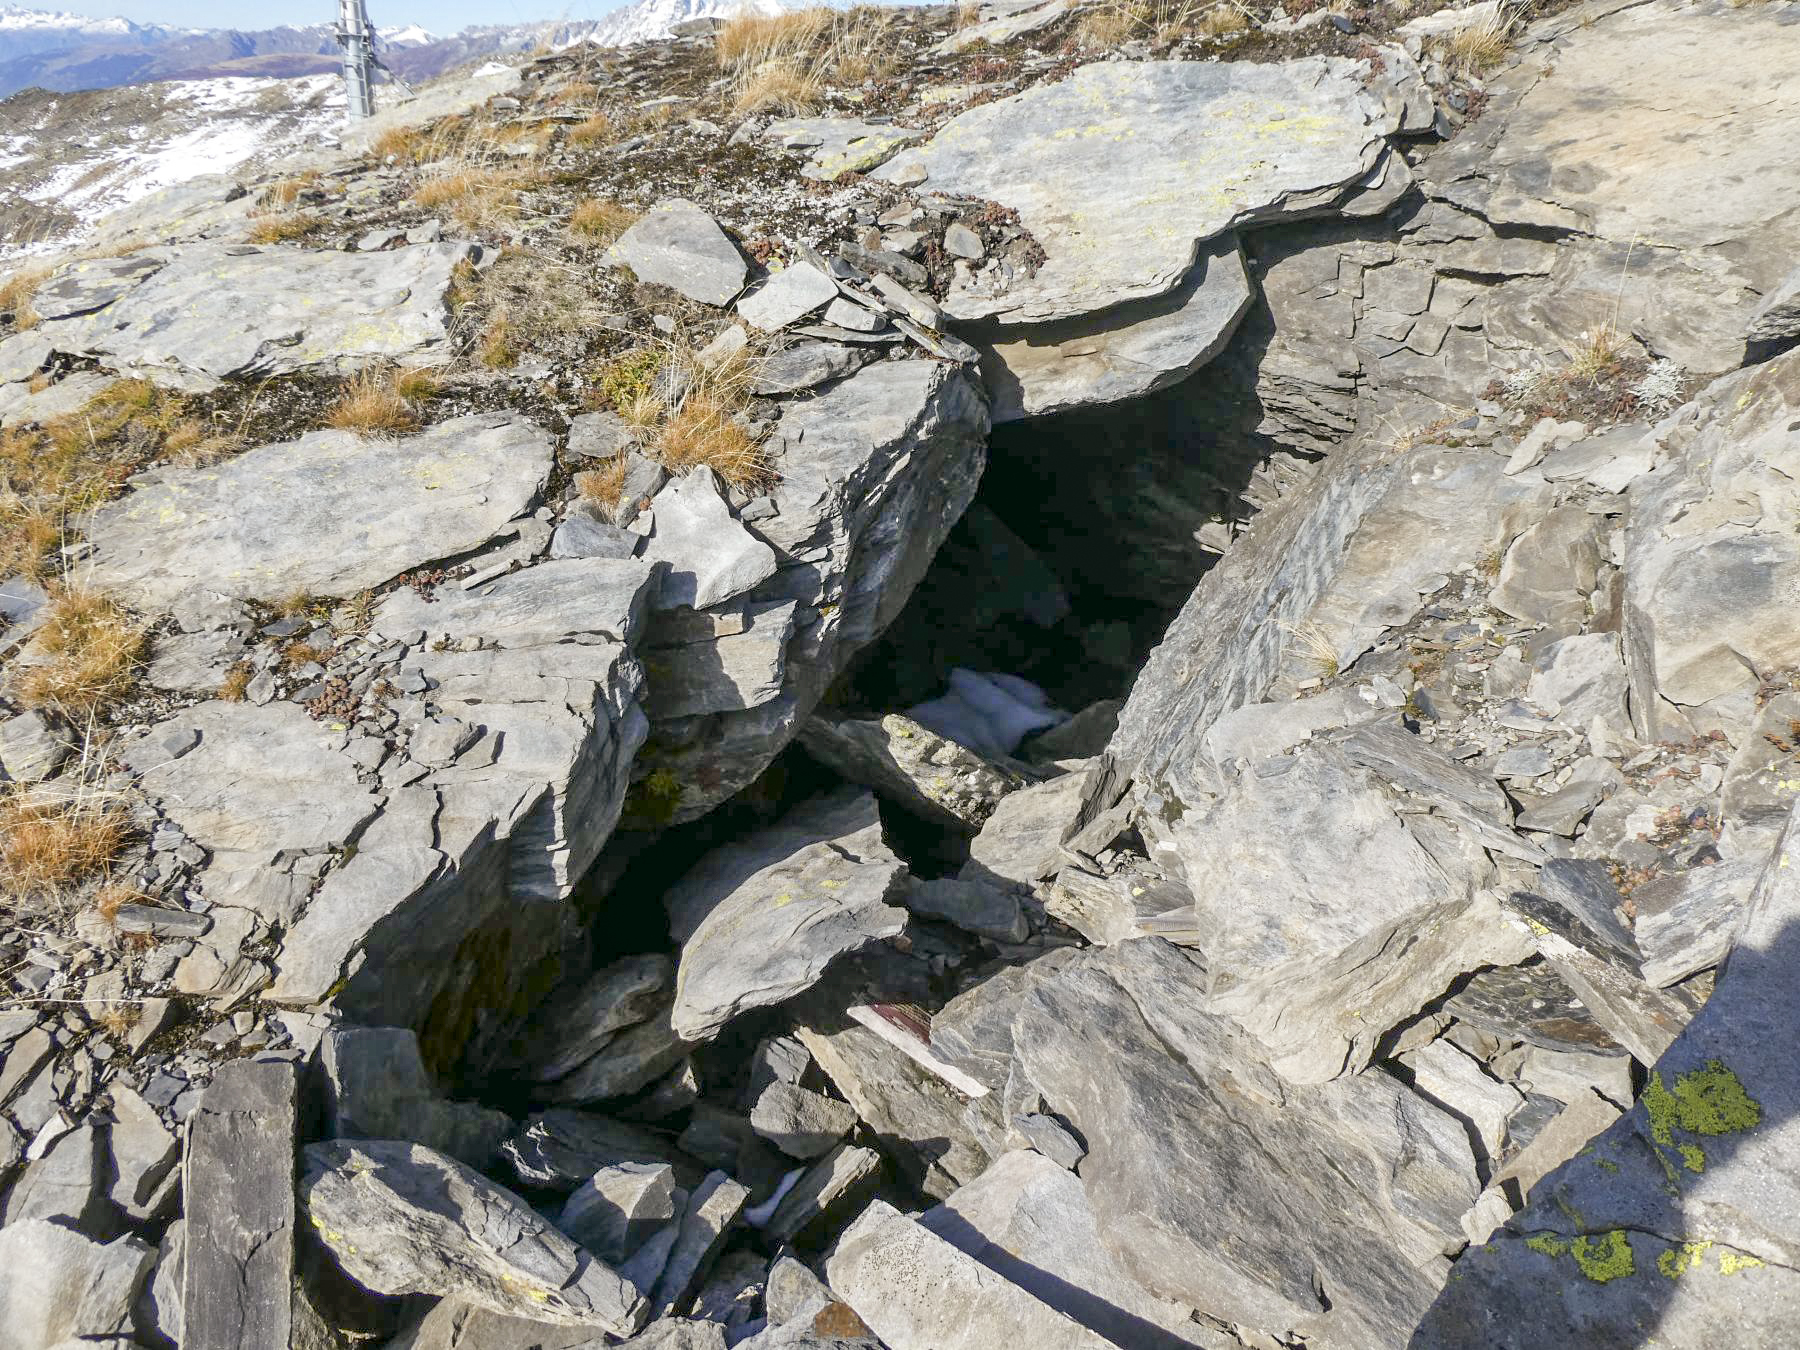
top-left (337, 0), bottom-right (376, 121)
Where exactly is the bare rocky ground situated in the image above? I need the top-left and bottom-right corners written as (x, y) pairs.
top-left (2, 0), bottom-right (1800, 1346)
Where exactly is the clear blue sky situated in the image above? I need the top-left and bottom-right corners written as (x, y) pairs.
top-left (51, 0), bottom-right (635, 33)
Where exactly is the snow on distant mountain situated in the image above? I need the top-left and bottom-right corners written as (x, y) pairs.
top-left (0, 1), bottom-right (805, 99)
top-left (0, 71), bottom-right (342, 260)
top-left (587, 0), bottom-right (788, 47)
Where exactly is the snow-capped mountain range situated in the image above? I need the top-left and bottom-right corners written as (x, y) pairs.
top-left (0, 0), bottom-right (783, 99)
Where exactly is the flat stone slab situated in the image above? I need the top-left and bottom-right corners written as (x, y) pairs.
top-left (39, 241), bottom-right (468, 389)
top-left (974, 236), bottom-right (1255, 422)
top-left (85, 411), bottom-right (551, 609)
top-left (640, 468), bottom-right (779, 612)
top-left (184, 1060), bottom-right (299, 1350)
top-left (665, 788), bottom-right (909, 1040)
top-left (606, 200), bottom-right (747, 307)
top-left (875, 59), bottom-right (1396, 323)
top-left (302, 1139), bottom-right (649, 1336)
top-left (766, 116), bottom-right (923, 180)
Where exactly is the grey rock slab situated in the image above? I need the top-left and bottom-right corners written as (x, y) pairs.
top-left (737, 262), bottom-right (840, 332)
top-left (0, 709), bottom-right (71, 782)
top-left (559, 1161), bottom-right (677, 1264)
top-left (766, 116), bottom-right (922, 179)
top-left (86, 411), bottom-right (550, 609)
top-left (750, 1081), bottom-right (858, 1160)
top-left (973, 236), bottom-right (1254, 423)
top-left (501, 1109), bottom-right (684, 1191)
top-left (920, 1149), bottom-right (1218, 1347)
top-left (1400, 1039), bottom-right (1525, 1174)
top-left (386, 1297), bottom-right (629, 1350)
top-left (640, 467), bottom-right (778, 611)
top-left (901, 875), bottom-right (1027, 943)
top-left (0, 368), bottom-right (111, 429)
top-left (751, 341), bottom-right (868, 395)
top-left (961, 770), bottom-right (1090, 889)
top-left (0, 1221), bottom-right (152, 1347)
top-left (1525, 632), bottom-right (1629, 736)
top-left (134, 700), bottom-right (375, 905)
top-left (183, 1059), bottom-right (299, 1350)
top-left (796, 1018), bottom-right (998, 1201)
top-left (144, 628), bottom-right (246, 694)
top-left (1633, 857), bottom-right (1762, 988)
top-left (636, 361), bottom-right (988, 824)
top-left (762, 1142), bottom-right (882, 1247)
top-left (104, 1082), bottom-right (180, 1222)
top-left (1622, 347), bottom-right (1800, 741)
top-left (542, 1006), bottom-right (690, 1105)
top-left (1749, 262), bottom-right (1800, 343)
top-left (798, 712), bottom-right (1024, 832)
top-left (567, 409), bottom-right (635, 460)
top-left (552, 514), bottom-right (641, 560)
top-left (822, 296), bottom-right (888, 333)
top-left (0, 329), bottom-right (52, 383)
top-left (0, 1122), bottom-right (112, 1231)
top-left (302, 1138), bottom-right (649, 1335)
top-left (30, 251), bottom-right (166, 319)
top-left (765, 1255), bottom-right (835, 1326)
top-left (39, 242), bottom-right (468, 389)
top-left (1152, 735), bottom-right (1533, 1082)
top-left (1012, 938), bottom-right (1477, 1349)
top-left (321, 1025), bottom-right (513, 1168)
top-left (1444, 960), bottom-right (1625, 1057)
top-left (641, 598), bottom-right (798, 720)
top-left (665, 789), bottom-right (909, 1041)
top-left (1010, 1113), bottom-right (1086, 1171)
top-left (828, 1198), bottom-right (1120, 1349)
top-left (605, 200), bottom-right (747, 307)
top-left (648, 1170), bottom-right (749, 1318)
top-left (874, 59), bottom-right (1398, 324)
top-left (517, 953), bottom-right (674, 1085)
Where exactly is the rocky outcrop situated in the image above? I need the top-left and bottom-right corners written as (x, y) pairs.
top-left (33, 242), bottom-right (473, 389)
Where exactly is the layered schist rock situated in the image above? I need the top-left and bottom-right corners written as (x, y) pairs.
top-left (631, 361), bottom-right (989, 823)
top-left (878, 56), bottom-right (1430, 421)
top-left (30, 242), bottom-right (473, 389)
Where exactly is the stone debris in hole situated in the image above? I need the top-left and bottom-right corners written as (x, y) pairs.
top-left (2, 0), bottom-right (1799, 1346)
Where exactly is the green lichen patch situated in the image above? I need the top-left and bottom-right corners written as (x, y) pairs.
top-left (1658, 1240), bottom-right (1712, 1280)
top-left (1571, 1231), bottom-right (1636, 1284)
top-left (1641, 1058), bottom-right (1762, 1175)
top-left (1526, 1233), bottom-right (1570, 1258)
top-left (1720, 1251), bottom-right (1766, 1277)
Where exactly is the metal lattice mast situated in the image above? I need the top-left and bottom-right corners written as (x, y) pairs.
top-left (337, 0), bottom-right (376, 121)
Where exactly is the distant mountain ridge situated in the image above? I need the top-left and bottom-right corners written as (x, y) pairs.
top-left (0, 0), bottom-right (783, 98)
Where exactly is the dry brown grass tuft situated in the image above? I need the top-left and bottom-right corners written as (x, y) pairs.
top-left (479, 313), bottom-right (518, 369)
top-left (325, 367), bottom-right (421, 436)
top-left (567, 113), bottom-right (615, 147)
top-left (1198, 3), bottom-right (1251, 35)
top-left (371, 125), bottom-right (425, 162)
top-left (1566, 323), bottom-right (1627, 383)
top-left (0, 787), bottom-right (130, 898)
top-left (1444, 16), bottom-right (1511, 72)
top-left (0, 264), bottom-right (48, 329)
top-left (954, 0), bottom-right (982, 28)
top-left (394, 366), bottom-right (441, 402)
top-left (657, 390), bottom-right (769, 492)
top-left (718, 6), bottom-right (891, 114)
top-left (218, 661), bottom-right (253, 702)
top-left (716, 8), bottom-right (833, 67)
top-left (282, 640), bottom-right (329, 669)
top-left (1, 378), bottom-right (206, 579)
top-left (261, 170), bottom-right (321, 208)
top-left (414, 167), bottom-right (533, 231)
top-left (570, 198), bottom-right (638, 243)
top-left (247, 211), bottom-right (324, 245)
top-left (15, 585), bottom-right (145, 716)
top-left (548, 79), bottom-right (600, 106)
top-left (575, 456), bottom-right (629, 510)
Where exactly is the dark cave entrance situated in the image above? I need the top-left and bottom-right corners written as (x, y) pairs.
top-left (846, 306), bottom-right (1297, 717)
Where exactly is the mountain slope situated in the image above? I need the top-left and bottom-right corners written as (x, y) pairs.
top-left (0, 0), bottom-right (792, 98)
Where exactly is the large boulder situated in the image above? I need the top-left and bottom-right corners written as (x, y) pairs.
top-left (876, 59), bottom-right (1401, 325)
